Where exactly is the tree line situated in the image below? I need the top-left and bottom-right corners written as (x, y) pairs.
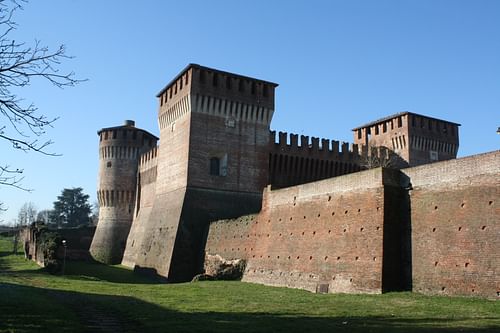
top-left (16, 187), bottom-right (97, 228)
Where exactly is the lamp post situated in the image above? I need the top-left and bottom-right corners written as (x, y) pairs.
top-left (61, 239), bottom-right (67, 275)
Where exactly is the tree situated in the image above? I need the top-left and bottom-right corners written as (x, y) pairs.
top-left (359, 145), bottom-right (408, 169)
top-left (36, 209), bottom-right (53, 224)
top-left (52, 187), bottom-right (91, 228)
top-left (90, 200), bottom-right (99, 226)
top-left (17, 201), bottom-right (36, 225)
top-left (12, 201), bottom-right (35, 253)
top-left (0, 1), bottom-right (82, 198)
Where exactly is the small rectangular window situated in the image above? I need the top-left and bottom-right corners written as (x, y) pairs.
top-left (209, 154), bottom-right (228, 176)
top-left (430, 150), bottom-right (438, 161)
top-left (398, 116), bottom-right (403, 127)
top-left (357, 129), bottom-right (362, 139)
top-left (210, 157), bottom-right (220, 176)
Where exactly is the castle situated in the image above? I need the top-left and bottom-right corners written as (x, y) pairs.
top-left (90, 64), bottom-right (499, 298)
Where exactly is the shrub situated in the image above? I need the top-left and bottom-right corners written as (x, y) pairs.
top-left (38, 231), bottom-right (62, 274)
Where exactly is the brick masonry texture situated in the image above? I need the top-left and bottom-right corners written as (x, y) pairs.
top-left (206, 152), bottom-right (499, 297)
top-left (403, 151), bottom-right (499, 298)
top-left (117, 65), bottom-right (276, 280)
top-left (90, 124), bottom-right (158, 264)
top-left (207, 168), bottom-right (405, 294)
top-left (92, 64), bottom-right (499, 298)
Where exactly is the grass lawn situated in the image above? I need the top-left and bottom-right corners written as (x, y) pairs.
top-left (0, 236), bottom-right (498, 332)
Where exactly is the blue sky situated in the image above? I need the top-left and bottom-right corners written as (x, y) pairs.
top-left (1, 0), bottom-right (499, 223)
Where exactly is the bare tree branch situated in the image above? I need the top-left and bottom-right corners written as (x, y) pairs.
top-left (0, 164), bottom-right (31, 191)
top-left (0, 0), bottom-right (84, 194)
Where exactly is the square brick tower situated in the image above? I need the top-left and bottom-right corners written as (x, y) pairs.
top-left (352, 112), bottom-right (460, 167)
top-left (123, 64), bottom-right (278, 281)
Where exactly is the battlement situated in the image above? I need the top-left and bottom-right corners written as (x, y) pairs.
top-left (269, 131), bottom-right (397, 189)
top-left (270, 130), bottom-right (361, 158)
top-left (98, 121), bottom-right (158, 147)
top-left (139, 146), bottom-right (159, 168)
top-left (271, 130), bottom-right (394, 161)
top-left (157, 64), bottom-right (278, 111)
top-left (138, 146), bottom-right (159, 186)
top-left (352, 112), bottom-right (460, 167)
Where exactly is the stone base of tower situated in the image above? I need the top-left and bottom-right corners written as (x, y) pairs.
top-left (121, 205), bottom-right (155, 268)
top-left (90, 209), bottom-right (134, 264)
top-left (123, 188), bottom-right (186, 278)
top-left (122, 187), bottom-right (262, 281)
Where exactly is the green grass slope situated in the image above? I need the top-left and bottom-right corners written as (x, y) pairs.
top-left (0, 236), bottom-right (498, 332)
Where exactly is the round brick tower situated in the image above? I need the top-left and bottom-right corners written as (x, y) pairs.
top-left (90, 120), bottom-right (158, 264)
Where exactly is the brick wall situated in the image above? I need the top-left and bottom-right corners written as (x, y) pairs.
top-left (188, 108), bottom-right (270, 193)
top-left (403, 150), bottom-right (499, 298)
top-left (206, 168), bottom-right (404, 294)
top-left (205, 214), bottom-right (258, 261)
top-left (206, 151), bottom-right (498, 298)
top-left (124, 79), bottom-right (192, 277)
top-left (122, 151), bottom-right (158, 268)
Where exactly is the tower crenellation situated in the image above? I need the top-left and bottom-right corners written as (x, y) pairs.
top-left (352, 112), bottom-right (460, 167)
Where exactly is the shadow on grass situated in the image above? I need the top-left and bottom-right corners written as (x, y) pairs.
top-left (37, 260), bottom-right (160, 284)
top-left (0, 250), bottom-right (15, 257)
top-left (0, 251), bottom-right (26, 271)
top-left (0, 282), bottom-right (498, 333)
top-left (60, 259), bottom-right (161, 284)
top-left (0, 252), bottom-right (159, 284)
